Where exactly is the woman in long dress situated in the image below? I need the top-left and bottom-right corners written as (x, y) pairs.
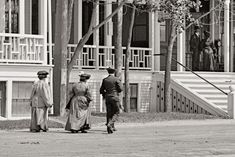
top-left (29, 70), bottom-right (53, 132)
top-left (202, 39), bottom-right (215, 71)
top-left (65, 73), bottom-right (92, 133)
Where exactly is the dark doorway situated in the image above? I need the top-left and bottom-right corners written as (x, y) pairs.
top-left (0, 82), bottom-right (6, 117)
top-left (123, 83), bottom-right (138, 112)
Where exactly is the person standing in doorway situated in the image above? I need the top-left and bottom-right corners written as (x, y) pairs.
top-left (190, 25), bottom-right (201, 71)
top-left (29, 70), bottom-right (53, 132)
top-left (100, 67), bottom-right (123, 134)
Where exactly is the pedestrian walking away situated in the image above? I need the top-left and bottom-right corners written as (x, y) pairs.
top-left (100, 67), bottom-right (123, 134)
top-left (29, 70), bottom-right (53, 132)
top-left (65, 72), bottom-right (92, 133)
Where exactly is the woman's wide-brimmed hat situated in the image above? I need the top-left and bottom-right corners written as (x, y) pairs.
top-left (79, 71), bottom-right (91, 80)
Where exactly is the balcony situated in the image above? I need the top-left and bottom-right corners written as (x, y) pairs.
top-left (0, 33), bottom-right (152, 70)
top-left (0, 33), bottom-right (44, 64)
top-left (51, 44), bottom-right (153, 70)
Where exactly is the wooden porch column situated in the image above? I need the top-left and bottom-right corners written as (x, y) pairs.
top-left (48, 0), bottom-right (52, 65)
top-left (149, 12), bottom-right (155, 71)
top-left (230, 0), bottom-right (234, 72)
top-left (210, 0), bottom-right (215, 42)
top-left (19, 0), bottom-right (25, 34)
top-left (74, 0), bottom-right (83, 43)
top-left (6, 80), bottom-right (12, 119)
top-left (39, 0), bottom-right (48, 65)
top-left (104, 1), bottom-right (113, 46)
top-left (177, 30), bottom-right (186, 71)
top-left (224, 0), bottom-right (230, 72)
top-left (154, 11), bottom-right (160, 71)
top-left (0, 1), bottom-right (5, 33)
top-left (94, 4), bottom-right (99, 69)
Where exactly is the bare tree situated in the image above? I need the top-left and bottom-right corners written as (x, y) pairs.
top-left (53, 0), bottom-right (126, 115)
top-left (124, 4), bottom-right (136, 113)
top-left (114, 0), bottom-right (124, 79)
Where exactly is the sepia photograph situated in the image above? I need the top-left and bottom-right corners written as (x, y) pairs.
top-left (0, 0), bottom-right (235, 156)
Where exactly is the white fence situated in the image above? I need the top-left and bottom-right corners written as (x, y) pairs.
top-left (0, 33), bottom-right (44, 64)
top-left (51, 44), bottom-right (152, 70)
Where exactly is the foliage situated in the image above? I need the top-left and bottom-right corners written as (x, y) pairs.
top-left (134, 0), bottom-right (201, 33)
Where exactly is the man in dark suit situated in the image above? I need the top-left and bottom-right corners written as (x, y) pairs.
top-left (100, 67), bottom-right (123, 134)
top-left (190, 25), bottom-right (201, 71)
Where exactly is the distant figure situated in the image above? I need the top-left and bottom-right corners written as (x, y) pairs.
top-left (201, 31), bottom-right (211, 50)
top-left (202, 39), bottom-right (215, 71)
top-left (214, 39), bottom-right (222, 64)
top-left (65, 73), bottom-right (92, 133)
top-left (100, 67), bottom-right (123, 134)
top-left (29, 70), bottom-right (53, 132)
top-left (190, 25), bottom-right (201, 71)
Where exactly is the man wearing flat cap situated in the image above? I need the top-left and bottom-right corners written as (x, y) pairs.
top-left (100, 67), bottom-right (123, 134)
top-left (29, 70), bottom-right (53, 132)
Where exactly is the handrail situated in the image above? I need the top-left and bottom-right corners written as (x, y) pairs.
top-left (154, 53), bottom-right (228, 95)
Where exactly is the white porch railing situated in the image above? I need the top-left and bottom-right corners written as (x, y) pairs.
top-left (0, 33), bottom-right (44, 64)
top-left (51, 44), bottom-right (152, 70)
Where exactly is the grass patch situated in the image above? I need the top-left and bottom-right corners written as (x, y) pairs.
top-left (0, 112), bottom-right (225, 130)
top-left (93, 112), bottom-right (224, 123)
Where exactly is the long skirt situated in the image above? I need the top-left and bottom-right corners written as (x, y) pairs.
top-left (30, 107), bottom-right (49, 132)
top-left (65, 107), bottom-right (91, 132)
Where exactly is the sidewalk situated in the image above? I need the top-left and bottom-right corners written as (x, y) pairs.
top-left (1, 119), bottom-right (235, 157)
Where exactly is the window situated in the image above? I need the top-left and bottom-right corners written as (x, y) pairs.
top-left (12, 81), bottom-right (33, 117)
top-left (123, 84), bottom-right (138, 112)
top-left (5, 0), bottom-right (19, 33)
top-left (0, 82), bottom-right (6, 117)
top-left (32, 0), bottom-right (39, 34)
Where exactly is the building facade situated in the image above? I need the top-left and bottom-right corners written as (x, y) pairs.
top-left (0, 0), bottom-right (233, 119)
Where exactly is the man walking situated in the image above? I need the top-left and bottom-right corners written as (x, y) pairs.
top-left (100, 67), bottom-right (123, 134)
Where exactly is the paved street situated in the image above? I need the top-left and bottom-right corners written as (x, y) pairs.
top-left (1, 119), bottom-right (235, 157)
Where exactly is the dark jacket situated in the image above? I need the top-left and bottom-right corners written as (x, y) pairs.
top-left (100, 75), bottom-right (123, 97)
top-left (190, 33), bottom-right (201, 53)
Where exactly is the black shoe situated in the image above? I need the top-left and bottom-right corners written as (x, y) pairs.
top-left (107, 126), bottom-right (113, 134)
top-left (71, 130), bottom-right (78, 133)
top-left (31, 130), bottom-right (40, 133)
top-left (112, 127), bottom-right (117, 131)
top-left (81, 130), bottom-right (88, 133)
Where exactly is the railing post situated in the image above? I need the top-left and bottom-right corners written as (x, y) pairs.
top-left (224, 0), bottom-right (230, 72)
top-left (228, 85), bottom-right (235, 119)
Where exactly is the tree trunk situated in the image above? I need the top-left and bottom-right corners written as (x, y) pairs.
top-left (114, 0), bottom-right (123, 79)
top-left (164, 23), bottom-right (177, 112)
top-left (124, 6), bottom-right (135, 113)
top-left (53, 0), bottom-right (68, 116)
top-left (66, 0), bottom-right (74, 102)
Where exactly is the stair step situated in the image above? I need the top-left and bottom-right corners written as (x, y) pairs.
top-left (170, 72), bottom-right (234, 115)
top-left (177, 79), bottom-right (235, 83)
top-left (195, 88), bottom-right (229, 92)
top-left (209, 99), bottom-right (227, 104)
top-left (205, 96), bottom-right (227, 100)
top-left (186, 84), bottom-right (230, 88)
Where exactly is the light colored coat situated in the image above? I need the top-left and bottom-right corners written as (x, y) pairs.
top-left (30, 80), bottom-right (53, 108)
